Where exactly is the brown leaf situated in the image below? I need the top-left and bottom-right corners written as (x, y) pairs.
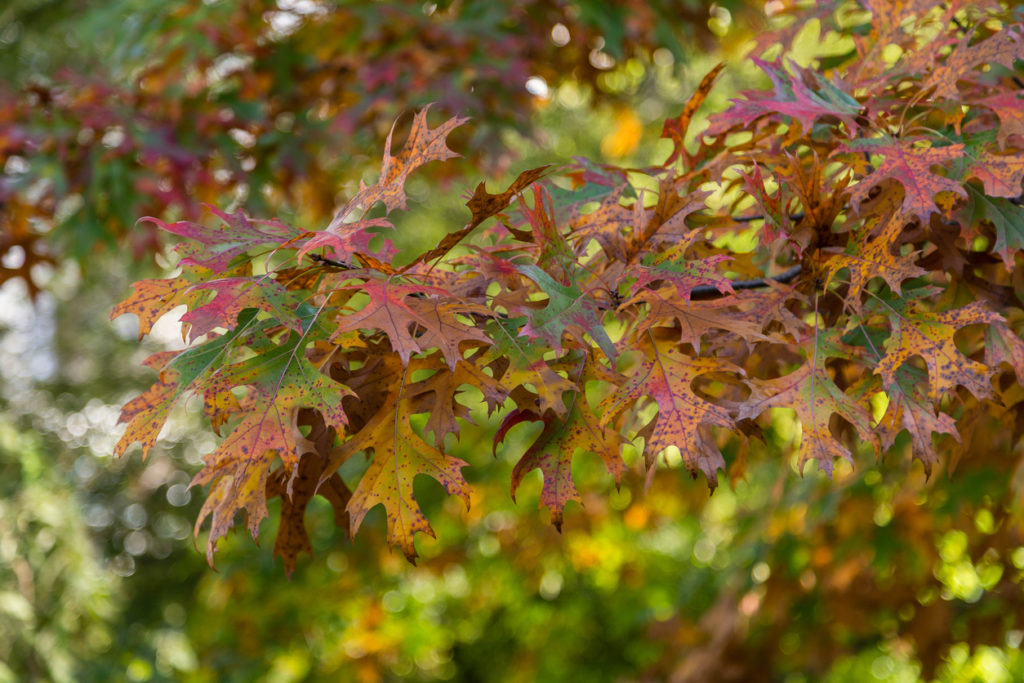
top-left (662, 62), bottom-right (725, 166)
top-left (337, 105), bottom-right (468, 218)
top-left (266, 452), bottom-right (352, 578)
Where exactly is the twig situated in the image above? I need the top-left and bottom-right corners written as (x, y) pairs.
top-left (732, 212), bottom-right (804, 223)
top-left (691, 264), bottom-right (803, 300)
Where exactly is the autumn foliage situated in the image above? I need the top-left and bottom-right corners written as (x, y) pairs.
top-left (108, 1), bottom-right (1024, 577)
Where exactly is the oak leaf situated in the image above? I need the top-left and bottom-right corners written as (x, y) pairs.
top-left (844, 137), bottom-right (966, 220)
top-left (142, 206), bottom-right (302, 272)
top-left (599, 330), bottom-right (735, 489)
top-left (326, 387), bottom-right (471, 563)
top-left (266, 452), bottom-right (351, 578)
top-left (879, 365), bottom-right (959, 477)
top-left (340, 105), bottom-right (468, 217)
top-left (871, 294), bottom-right (1000, 399)
top-left (736, 330), bottom-right (879, 476)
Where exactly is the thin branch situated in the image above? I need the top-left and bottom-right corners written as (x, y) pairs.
top-left (732, 212), bottom-right (804, 223)
top-left (691, 264), bottom-right (803, 300)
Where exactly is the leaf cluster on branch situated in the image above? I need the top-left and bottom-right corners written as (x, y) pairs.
top-left (112, 1), bottom-right (1024, 573)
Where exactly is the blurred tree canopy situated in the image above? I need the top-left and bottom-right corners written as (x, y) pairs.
top-left (2, 1), bottom-right (1024, 682)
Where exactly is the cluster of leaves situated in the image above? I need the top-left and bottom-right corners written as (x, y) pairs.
top-left (0, 0), bottom-right (758, 295)
top-left (113, 0), bottom-right (1024, 573)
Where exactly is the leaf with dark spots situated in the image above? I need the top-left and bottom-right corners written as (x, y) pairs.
top-left (625, 286), bottom-right (768, 350)
top-left (735, 331), bottom-right (878, 477)
top-left (495, 351), bottom-right (624, 529)
top-left (110, 277), bottom-right (195, 339)
top-left (599, 329), bottom-right (735, 489)
top-left (181, 277), bottom-right (303, 342)
top-left (871, 296), bottom-right (1000, 399)
top-left (844, 137), bottom-right (966, 220)
top-left (923, 28), bottom-right (1024, 101)
top-left (820, 211), bottom-right (926, 306)
top-left (879, 365), bottom-right (959, 477)
top-left (964, 149), bottom-right (1024, 198)
top-left (113, 351), bottom-right (182, 460)
top-left (326, 387), bottom-right (471, 563)
top-left (188, 332), bottom-right (353, 563)
top-left (190, 412), bottom-right (282, 566)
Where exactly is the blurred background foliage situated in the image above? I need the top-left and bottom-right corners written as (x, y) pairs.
top-left (2, 0), bottom-right (1024, 681)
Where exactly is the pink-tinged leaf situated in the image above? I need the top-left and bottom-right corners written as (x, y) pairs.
top-left (142, 205), bottom-right (302, 272)
top-left (736, 331), bottom-right (878, 477)
top-left (631, 245), bottom-right (734, 301)
top-left (517, 185), bottom-right (576, 269)
top-left (984, 320), bottom-right (1024, 382)
top-left (975, 92), bottom-right (1024, 148)
top-left (295, 217), bottom-right (394, 265)
top-left (844, 137), bottom-right (966, 220)
top-left (404, 297), bottom-right (494, 369)
top-left (513, 395), bottom-right (624, 530)
top-left (706, 58), bottom-right (860, 136)
top-left (333, 279), bottom-right (487, 367)
top-left (739, 164), bottom-right (793, 248)
top-left (332, 279), bottom-right (447, 365)
top-left (181, 277), bottom-right (303, 342)
top-left (599, 330), bottom-right (735, 489)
